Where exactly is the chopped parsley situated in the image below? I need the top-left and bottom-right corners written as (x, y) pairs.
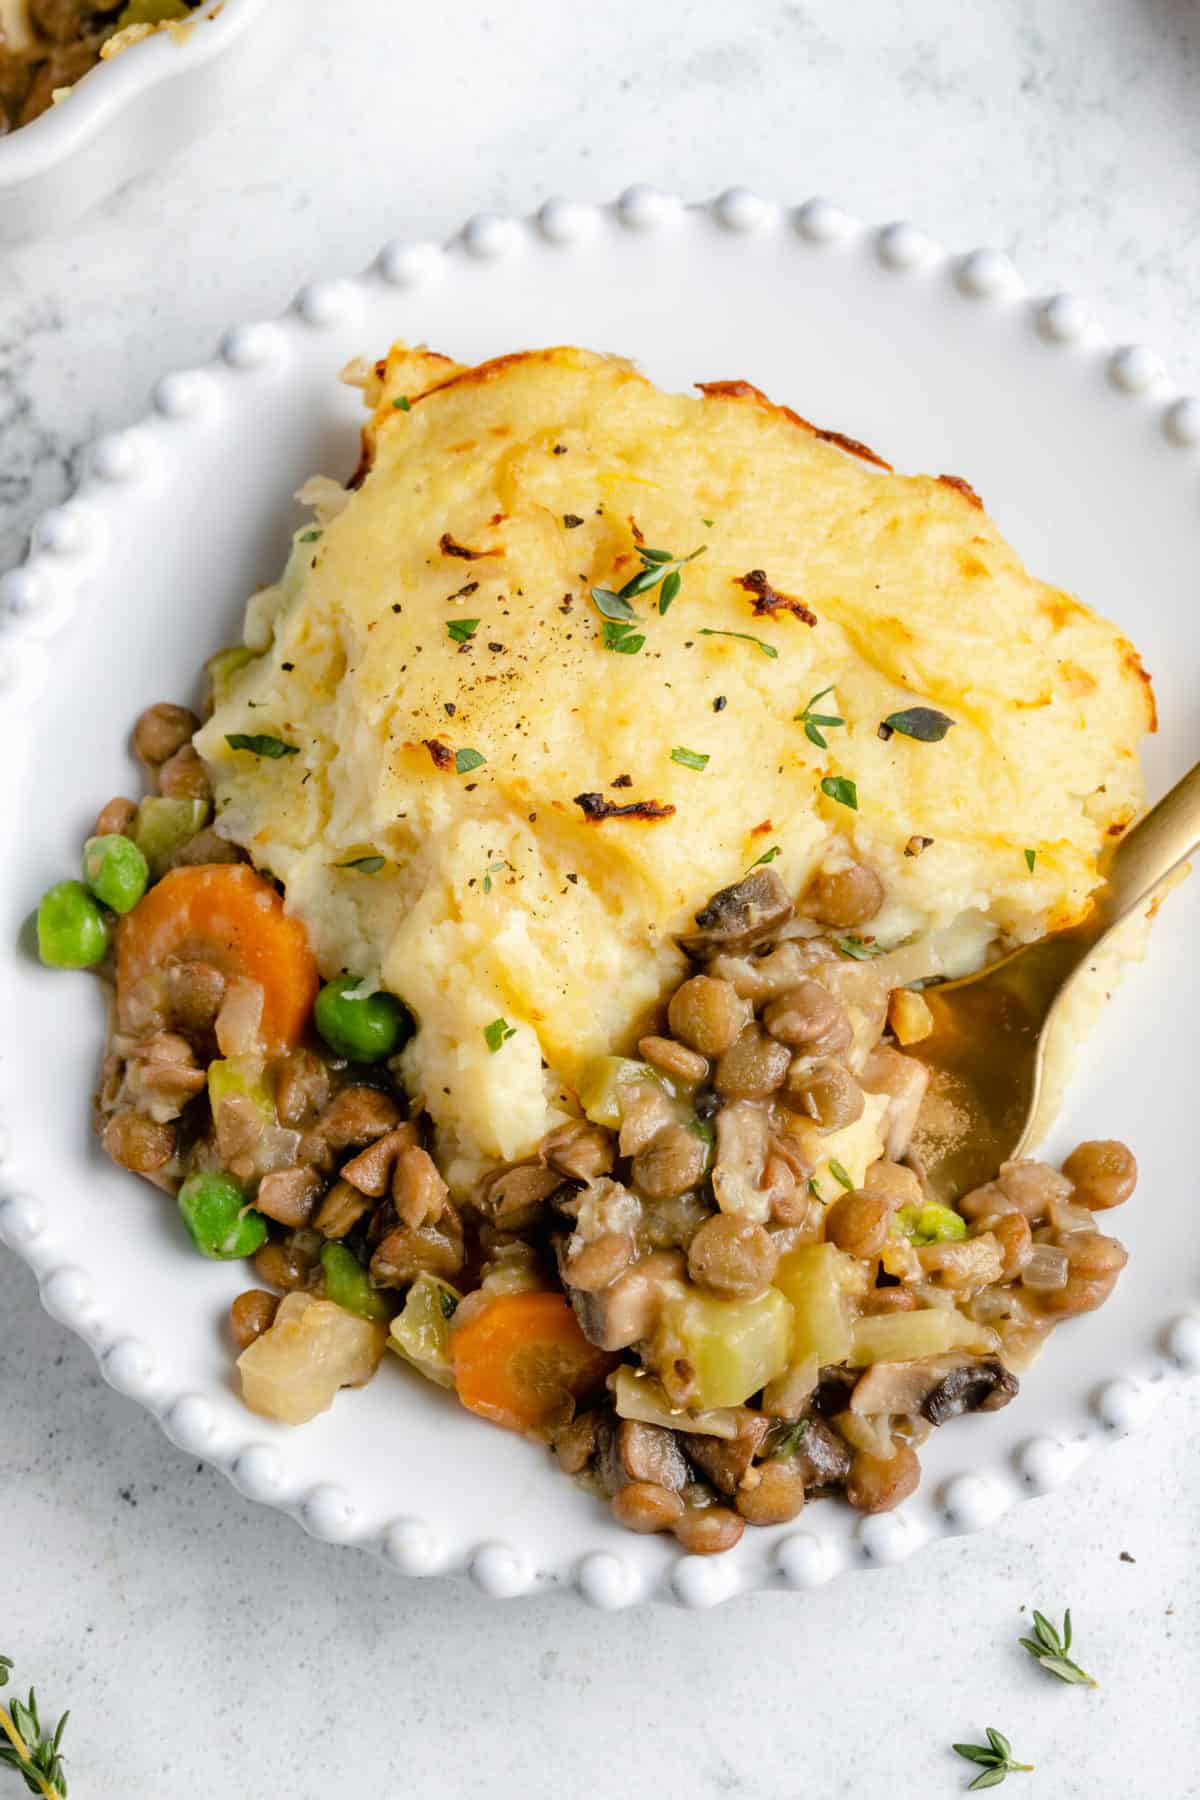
top-left (1024, 848), bottom-right (1037, 872)
top-left (670, 746), bottom-right (710, 771)
top-left (829, 1158), bottom-right (854, 1190)
top-left (446, 617), bottom-right (481, 644)
top-left (701, 516), bottom-right (715, 528)
top-left (749, 845), bottom-right (782, 868)
top-left (835, 934), bottom-right (887, 961)
top-left (698, 628), bottom-right (778, 659)
top-left (878, 705), bottom-right (955, 743)
top-left (820, 774), bottom-right (858, 810)
top-left (299, 528), bottom-right (322, 543)
top-left (455, 748), bottom-right (486, 775)
top-left (438, 1288), bottom-right (458, 1319)
top-left (484, 1017), bottom-right (516, 1053)
top-left (808, 1176), bottom-right (824, 1201)
top-left (795, 684), bottom-right (845, 749)
top-left (225, 733), bottom-right (299, 759)
top-left (393, 396), bottom-right (411, 411)
top-left (336, 855), bottom-right (386, 873)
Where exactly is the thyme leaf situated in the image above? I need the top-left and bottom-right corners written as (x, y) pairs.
top-left (820, 774), bottom-right (858, 811)
top-left (698, 628), bottom-right (778, 659)
top-left (1018, 1609), bottom-right (1096, 1687)
top-left (795, 683), bottom-right (845, 749)
top-left (952, 1727), bottom-right (1034, 1790)
top-left (879, 705), bottom-right (955, 742)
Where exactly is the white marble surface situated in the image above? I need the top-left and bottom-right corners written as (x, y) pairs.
top-left (3, 1), bottom-right (1200, 1794)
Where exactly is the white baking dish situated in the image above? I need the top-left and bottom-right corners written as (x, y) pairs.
top-left (0, 0), bottom-right (275, 242)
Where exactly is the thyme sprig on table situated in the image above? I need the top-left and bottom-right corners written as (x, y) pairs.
top-left (0, 1658), bottom-right (69, 1800)
top-left (1018, 1608), bottom-right (1097, 1687)
top-left (952, 1727), bottom-right (1033, 1791)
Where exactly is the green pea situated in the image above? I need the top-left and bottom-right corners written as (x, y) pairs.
top-left (314, 975), bottom-right (413, 1063)
top-left (896, 1201), bottom-right (968, 1247)
top-left (177, 1170), bottom-right (267, 1260)
top-left (320, 1242), bottom-right (390, 1323)
top-left (36, 880), bottom-right (110, 969)
top-left (82, 834), bottom-right (149, 915)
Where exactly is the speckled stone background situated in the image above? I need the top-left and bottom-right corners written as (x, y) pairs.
top-left (2, 2), bottom-right (1199, 1794)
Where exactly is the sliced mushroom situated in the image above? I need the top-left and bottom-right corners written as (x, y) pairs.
top-left (299, 1086), bottom-right (403, 1168)
top-left (470, 1159), bottom-right (558, 1230)
top-left (602, 1418), bottom-right (691, 1493)
top-left (341, 1125), bottom-right (419, 1198)
top-left (682, 1414), bottom-right (769, 1495)
top-left (849, 1353), bottom-right (1018, 1423)
top-left (255, 1166), bottom-right (323, 1229)
top-left (538, 1118), bottom-right (614, 1181)
top-left (570, 1250), bottom-right (686, 1351)
top-left (677, 868), bottom-right (794, 957)
top-left (711, 1099), bottom-right (770, 1222)
top-left (922, 1357), bottom-right (1018, 1426)
top-left (789, 1416), bottom-right (853, 1488)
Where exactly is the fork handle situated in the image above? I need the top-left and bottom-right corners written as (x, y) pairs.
top-left (1101, 758), bottom-right (1200, 928)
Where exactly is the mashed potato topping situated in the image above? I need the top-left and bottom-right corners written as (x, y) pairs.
top-left (196, 345), bottom-right (1154, 1187)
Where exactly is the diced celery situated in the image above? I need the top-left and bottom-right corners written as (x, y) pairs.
top-left (205, 644), bottom-right (258, 706)
top-left (388, 1273), bottom-right (462, 1388)
top-left (895, 1202), bottom-right (968, 1246)
top-left (132, 795), bottom-right (211, 880)
top-left (849, 1309), bottom-right (1000, 1366)
top-left (773, 1241), bottom-right (859, 1366)
top-left (207, 1056), bottom-right (273, 1122)
top-left (577, 1056), bottom-right (666, 1129)
top-left (654, 1288), bottom-right (793, 1410)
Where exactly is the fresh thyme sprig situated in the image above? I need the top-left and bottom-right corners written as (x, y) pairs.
top-left (590, 541), bottom-right (707, 649)
top-left (952, 1727), bottom-right (1033, 1791)
top-left (1018, 1608), bottom-right (1096, 1687)
top-left (795, 683), bottom-right (844, 749)
top-left (0, 1657), bottom-right (69, 1800)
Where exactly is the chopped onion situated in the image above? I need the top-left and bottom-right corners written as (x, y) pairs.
top-left (834, 1409), bottom-right (893, 1457)
top-left (609, 1365), bottom-right (738, 1439)
top-left (1047, 1198), bottom-right (1094, 1235)
top-left (968, 1285), bottom-right (1022, 1324)
top-left (761, 1353), bottom-right (819, 1420)
top-left (1021, 1243), bottom-right (1070, 1292)
top-left (215, 978), bottom-right (265, 1058)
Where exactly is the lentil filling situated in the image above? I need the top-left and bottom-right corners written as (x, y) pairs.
top-left (48, 695), bottom-right (1138, 1555)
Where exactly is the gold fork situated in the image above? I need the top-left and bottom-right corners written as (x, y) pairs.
top-left (905, 761), bottom-right (1200, 1201)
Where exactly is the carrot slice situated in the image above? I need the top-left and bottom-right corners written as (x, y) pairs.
top-left (452, 1290), bottom-right (615, 1433)
top-left (116, 864), bottom-right (318, 1051)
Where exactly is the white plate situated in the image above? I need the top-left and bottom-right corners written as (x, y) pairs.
top-left (0, 0), bottom-right (276, 242)
top-left (1, 190), bottom-right (1197, 1610)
